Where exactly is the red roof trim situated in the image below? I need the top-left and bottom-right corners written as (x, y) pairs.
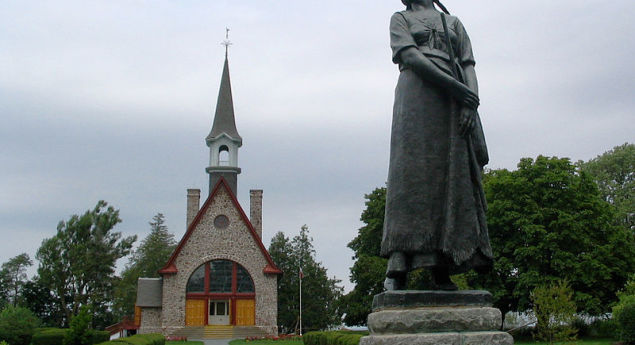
top-left (263, 264), bottom-right (282, 274)
top-left (159, 177), bottom-right (282, 276)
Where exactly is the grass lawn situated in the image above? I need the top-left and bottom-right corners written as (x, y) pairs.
top-left (228, 340), bottom-right (303, 345)
top-left (515, 339), bottom-right (616, 345)
top-left (167, 341), bottom-right (204, 345)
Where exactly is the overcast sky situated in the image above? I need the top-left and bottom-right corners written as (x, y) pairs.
top-left (1, 0), bottom-right (633, 292)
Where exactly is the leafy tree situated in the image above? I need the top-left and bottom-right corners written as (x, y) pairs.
top-left (63, 305), bottom-right (93, 345)
top-left (579, 143), bottom-right (634, 229)
top-left (531, 280), bottom-right (578, 344)
top-left (0, 306), bottom-right (40, 345)
top-left (469, 156), bottom-right (634, 318)
top-left (340, 188), bottom-right (387, 326)
top-left (36, 200), bottom-right (136, 327)
top-left (0, 253), bottom-right (33, 307)
top-left (113, 213), bottom-right (176, 319)
top-left (269, 225), bottom-right (343, 333)
top-left (20, 277), bottom-right (65, 327)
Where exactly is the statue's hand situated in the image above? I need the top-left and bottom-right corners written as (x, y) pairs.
top-left (459, 107), bottom-right (477, 137)
top-left (449, 81), bottom-right (479, 110)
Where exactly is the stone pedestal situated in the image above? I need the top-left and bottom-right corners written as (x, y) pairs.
top-left (360, 291), bottom-right (513, 345)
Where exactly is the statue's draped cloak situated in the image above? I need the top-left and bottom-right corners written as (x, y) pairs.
top-left (381, 11), bottom-right (493, 272)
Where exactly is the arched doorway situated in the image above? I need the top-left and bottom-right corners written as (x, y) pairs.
top-left (185, 260), bottom-right (255, 326)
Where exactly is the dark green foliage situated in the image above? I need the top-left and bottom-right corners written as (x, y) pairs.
top-left (615, 299), bottom-right (635, 344)
top-left (268, 226), bottom-right (343, 333)
top-left (469, 156), bottom-right (634, 317)
top-left (113, 213), bottom-right (176, 320)
top-left (32, 328), bottom-right (68, 345)
top-left (32, 328), bottom-right (110, 345)
top-left (303, 331), bottom-right (366, 345)
top-left (63, 306), bottom-right (93, 345)
top-left (36, 201), bottom-right (136, 328)
top-left (341, 188), bottom-right (387, 326)
top-left (613, 278), bottom-right (635, 344)
top-left (91, 331), bottom-right (110, 344)
top-left (22, 279), bottom-right (66, 327)
top-left (0, 253), bottom-right (33, 307)
top-left (0, 305), bottom-right (41, 345)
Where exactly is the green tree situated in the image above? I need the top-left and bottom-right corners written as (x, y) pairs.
top-left (0, 306), bottom-right (40, 345)
top-left (532, 280), bottom-right (578, 344)
top-left (20, 277), bottom-right (65, 327)
top-left (268, 225), bottom-right (343, 333)
top-left (113, 213), bottom-right (176, 320)
top-left (469, 156), bottom-right (634, 317)
top-left (0, 253), bottom-right (33, 307)
top-left (340, 187), bottom-right (387, 326)
top-left (63, 305), bottom-right (93, 345)
top-left (579, 143), bottom-right (634, 229)
top-left (36, 200), bottom-right (136, 327)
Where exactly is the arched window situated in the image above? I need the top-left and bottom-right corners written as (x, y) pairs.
top-left (218, 146), bottom-right (230, 166)
top-left (186, 260), bottom-right (254, 294)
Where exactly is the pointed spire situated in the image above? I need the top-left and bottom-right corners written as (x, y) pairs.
top-left (206, 37), bottom-right (242, 146)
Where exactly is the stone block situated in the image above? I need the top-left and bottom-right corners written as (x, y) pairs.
top-left (360, 331), bottom-right (513, 345)
top-left (368, 307), bottom-right (501, 333)
top-left (373, 290), bottom-right (492, 311)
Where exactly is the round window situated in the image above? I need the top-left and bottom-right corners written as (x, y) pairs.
top-left (214, 215), bottom-right (230, 229)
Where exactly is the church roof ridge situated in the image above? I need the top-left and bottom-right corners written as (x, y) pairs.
top-left (159, 177), bottom-right (281, 276)
top-left (206, 56), bottom-right (242, 145)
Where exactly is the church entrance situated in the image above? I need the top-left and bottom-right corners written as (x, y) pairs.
top-left (185, 260), bottom-right (256, 326)
top-left (208, 300), bottom-right (230, 325)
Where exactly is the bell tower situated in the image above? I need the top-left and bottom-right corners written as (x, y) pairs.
top-left (206, 32), bottom-right (242, 196)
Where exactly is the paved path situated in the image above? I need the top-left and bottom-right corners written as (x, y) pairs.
top-left (190, 339), bottom-right (237, 345)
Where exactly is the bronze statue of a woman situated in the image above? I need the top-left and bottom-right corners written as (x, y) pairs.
top-left (382, 0), bottom-right (493, 290)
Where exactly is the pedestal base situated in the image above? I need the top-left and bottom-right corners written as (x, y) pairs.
top-left (361, 291), bottom-right (513, 345)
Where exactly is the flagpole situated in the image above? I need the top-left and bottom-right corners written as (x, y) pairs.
top-left (299, 266), bottom-right (303, 336)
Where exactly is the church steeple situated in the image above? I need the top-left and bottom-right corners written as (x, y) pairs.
top-left (206, 34), bottom-right (242, 196)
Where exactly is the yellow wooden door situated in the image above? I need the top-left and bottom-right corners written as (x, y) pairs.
top-left (235, 299), bottom-right (255, 326)
top-left (185, 299), bottom-right (206, 326)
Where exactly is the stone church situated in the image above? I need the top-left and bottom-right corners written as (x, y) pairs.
top-left (134, 51), bottom-right (281, 337)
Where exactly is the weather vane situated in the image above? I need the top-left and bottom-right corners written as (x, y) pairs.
top-left (221, 27), bottom-right (232, 57)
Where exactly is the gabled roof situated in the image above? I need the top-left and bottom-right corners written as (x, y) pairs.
top-left (206, 56), bottom-right (242, 145)
top-left (159, 177), bottom-right (281, 275)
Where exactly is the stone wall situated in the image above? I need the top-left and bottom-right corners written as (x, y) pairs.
top-left (138, 307), bottom-right (162, 334)
top-left (161, 186), bottom-right (277, 335)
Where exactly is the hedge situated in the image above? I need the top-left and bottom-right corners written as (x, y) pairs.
top-left (303, 331), bottom-right (366, 345)
top-left (97, 333), bottom-right (165, 345)
top-left (32, 328), bottom-right (111, 345)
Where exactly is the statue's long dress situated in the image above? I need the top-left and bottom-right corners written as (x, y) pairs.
top-left (381, 10), bottom-right (493, 273)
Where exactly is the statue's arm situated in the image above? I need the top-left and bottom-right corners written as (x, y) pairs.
top-left (400, 47), bottom-right (479, 109)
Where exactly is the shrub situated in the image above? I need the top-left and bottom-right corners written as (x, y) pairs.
top-left (91, 331), bottom-right (110, 344)
top-left (531, 280), bottom-right (578, 344)
top-left (108, 334), bottom-right (165, 345)
top-left (64, 306), bottom-right (93, 345)
top-left (0, 306), bottom-right (41, 345)
top-left (303, 331), bottom-right (366, 345)
top-left (614, 295), bottom-right (635, 344)
top-left (32, 328), bottom-right (67, 345)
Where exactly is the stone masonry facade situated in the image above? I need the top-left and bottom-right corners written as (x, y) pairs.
top-left (159, 186), bottom-right (278, 336)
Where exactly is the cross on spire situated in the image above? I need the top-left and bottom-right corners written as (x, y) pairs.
top-left (221, 27), bottom-right (232, 57)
